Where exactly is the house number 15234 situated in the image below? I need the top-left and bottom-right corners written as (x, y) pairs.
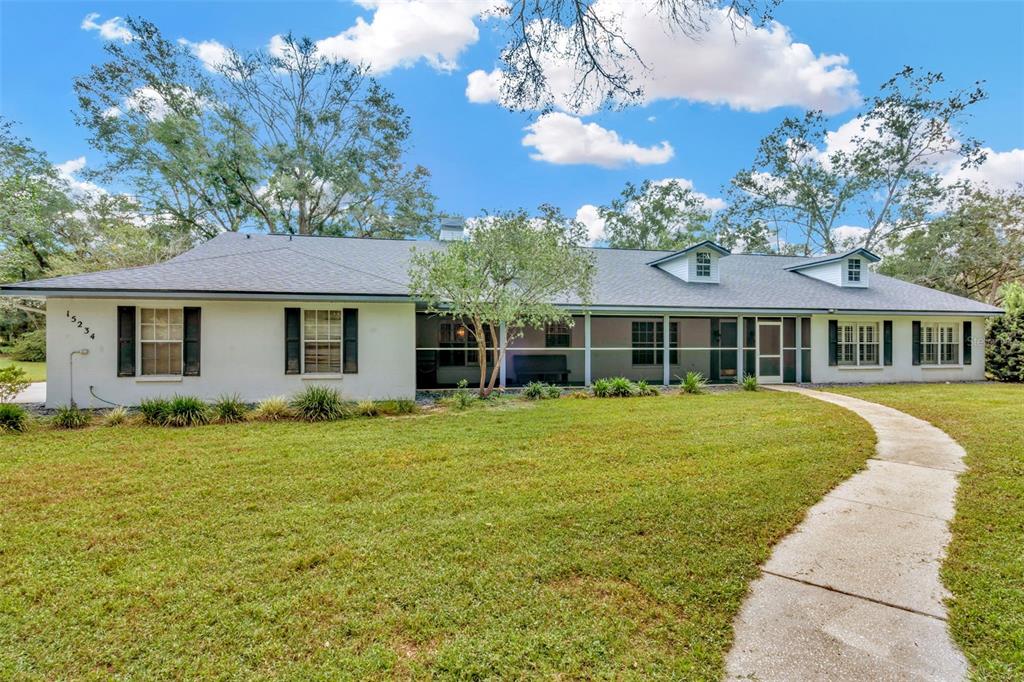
top-left (66, 310), bottom-right (96, 340)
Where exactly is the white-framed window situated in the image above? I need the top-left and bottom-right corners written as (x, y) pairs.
top-left (837, 321), bottom-right (879, 366)
top-left (140, 308), bottom-right (183, 376)
top-left (696, 251), bottom-right (712, 277)
top-left (303, 309), bottom-right (341, 373)
top-left (922, 322), bottom-right (959, 365)
top-left (847, 258), bottom-right (861, 283)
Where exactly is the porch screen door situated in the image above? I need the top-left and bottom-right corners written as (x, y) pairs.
top-left (757, 321), bottom-right (782, 384)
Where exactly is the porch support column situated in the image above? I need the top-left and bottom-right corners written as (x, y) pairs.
top-left (795, 316), bottom-right (802, 384)
top-left (663, 314), bottom-right (671, 386)
top-left (736, 316), bottom-right (743, 380)
top-left (499, 321), bottom-right (507, 389)
top-left (584, 312), bottom-right (592, 387)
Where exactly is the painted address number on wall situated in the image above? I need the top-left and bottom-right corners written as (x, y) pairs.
top-left (66, 310), bottom-right (96, 340)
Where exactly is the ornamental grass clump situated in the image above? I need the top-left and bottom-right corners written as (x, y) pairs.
top-left (212, 394), bottom-right (248, 423)
top-left (356, 400), bottom-right (379, 417)
top-left (634, 380), bottom-right (660, 397)
top-left (52, 405), bottom-right (91, 430)
top-left (592, 377), bottom-right (638, 397)
top-left (523, 382), bottom-right (562, 400)
top-left (0, 403), bottom-right (29, 433)
top-left (165, 395), bottom-right (211, 427)
top-left (679, 371), bottom-right (709, 395)
top-left (291, 385), bottom-right (349, 422)
top-left (103, 406), bottom-right (130, 426)
top-left (250, 396), bottom-right (294, 421)
top-left (138, 398), bottom-right (172, 426)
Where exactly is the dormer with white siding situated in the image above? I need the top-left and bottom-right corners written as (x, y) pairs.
top-left (648, 240), bottom-right (730, 284)
top-left (784, 248), bottom-right (880, 288)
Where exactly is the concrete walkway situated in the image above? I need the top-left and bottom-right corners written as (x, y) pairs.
top-left (726, 386), bottom-right (968, 681)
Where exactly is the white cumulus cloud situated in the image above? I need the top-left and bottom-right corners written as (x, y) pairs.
top-left (81, 13), bottom-right (133, 42)
top-left (55, 157), bottom-right (107, 197)
top-left (575, 204), bottom-right (606, 243)
top-left (522, 113), bottom-right (674, 168)
top-left (178, 38), bottom-right (235, 73)
top-left (466, 68), bottom-right (503, 103)
top-left (467, 1), bottom-right (860, 115)
top-left (944, 148), bottom-right (1024, 192)
top-left (272, 0), bottom-right (497, 75)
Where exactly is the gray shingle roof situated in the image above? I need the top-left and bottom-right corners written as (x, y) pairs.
top-left (0, 232), bottom-right (1001, 314)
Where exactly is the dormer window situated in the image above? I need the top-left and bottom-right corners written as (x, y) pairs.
top-left (847, 259), bottom-right (861, 283)
top-left (696, 252), bottom-right (712, 278)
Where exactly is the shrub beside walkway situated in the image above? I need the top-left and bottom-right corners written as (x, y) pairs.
top-left (726, 386), bottom-right (968, 681)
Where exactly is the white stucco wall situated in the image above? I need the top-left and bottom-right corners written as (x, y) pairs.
top-left (46, 298), bottom-right (416, 408)
top-left (809, 314), bottom-right (987, 383)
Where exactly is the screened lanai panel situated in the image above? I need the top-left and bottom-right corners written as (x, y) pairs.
top-left (415, 313), bottom-right (497, 388)
top-left (504, 317), bottom-right (585, 386)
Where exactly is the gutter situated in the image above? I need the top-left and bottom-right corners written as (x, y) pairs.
top-left (1, 288), bottom-right (1000, 317)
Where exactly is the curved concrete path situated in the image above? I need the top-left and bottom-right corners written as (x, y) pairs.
top-left (726, 386), bottom-right (968, 681)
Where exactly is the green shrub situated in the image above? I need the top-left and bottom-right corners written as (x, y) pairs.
top-left (52, 405), bottom-right (91, 430)
top-left (741, 374), bottom-right (759, 391)
top-left (593, 377), bottom-right (638, 397)
top-left (0, 365), bottom-right (31, 403)
top-left (138, 398), bottom-right (172, 426)
top-left (0, 403), bottom-right (29, 433)
top-left (376, 399), bottom-right (417, 415)
top-left (9, 329), bottom-right (45, 362)
top-left (250, 396), bottom-right (293, 421)
top-left (634, 380), bottom-right (660, 397)
top-left (291, 385), bottom-right (349, 422)
top-left (679, 371), bottom-right (708, 395)
top-left (212, 394), bottom-right (248, 423)
top-left (523, 381), bottom-right (561, 400)
top-left (165, 395), bottom-right (211, 427)
top-left (986, 283), bottom-right (1024, 382)
top-left (103, 406), bottom-right (129, 426)
top-left (355, 400), bottom-right (379, 417)
top-left (441, 379), bottom-right (477, 410)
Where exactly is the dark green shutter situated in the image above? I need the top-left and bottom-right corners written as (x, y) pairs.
top-left (883, 320), bottom-right (893, 366)
top-left (828, 320), bottom-right (838, 366)
top-left (912, 321), bottom-right (921, 366)
top-left (343, 308), bottom-right (358, 373)
top-left (285, 308), bottom-right (301, 374)
top-left (117, 306), bottom-right (136, 377)
top-left (183, 307), bottom-right (201, 376)
top-left (963, 321), bottom-right (972, 365)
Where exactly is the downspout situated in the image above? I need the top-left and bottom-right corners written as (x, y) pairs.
top-left (69, 349), bottom-right (89, 407)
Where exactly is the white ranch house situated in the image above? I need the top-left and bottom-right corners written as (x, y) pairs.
top-left (0, 227), bottom-right (1001, 408)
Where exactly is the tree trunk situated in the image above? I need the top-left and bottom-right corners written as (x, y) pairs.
top-left (485, 322), bottom-right (503, 394)
top-left (472, 318), bottom-right (491, 397)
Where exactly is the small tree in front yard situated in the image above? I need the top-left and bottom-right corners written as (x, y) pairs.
top-left (986, 281), bottom-right (1024, 382)
top-left (0, 365), bottom-right (31, 403)
top-left (409, 206), bottom-right (595, 397)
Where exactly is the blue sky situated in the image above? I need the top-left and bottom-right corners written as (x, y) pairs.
top-left (1, 0), bottom-right (1022, 241)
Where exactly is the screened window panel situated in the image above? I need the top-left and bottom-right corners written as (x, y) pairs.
top-left (303, 310), bottom-right (342, 373)
top-left (140, 308), bottom-right (183, 376)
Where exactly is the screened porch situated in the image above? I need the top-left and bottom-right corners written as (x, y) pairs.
top-left (414, 312), bottom-right (811, 389)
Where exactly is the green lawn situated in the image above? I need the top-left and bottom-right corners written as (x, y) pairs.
top-left (0, 355), bottom-right (46, 382)
top-left (0, 393), bottom-right (872, 679)
top-left (827, 383), bottom-right (1023, 681)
